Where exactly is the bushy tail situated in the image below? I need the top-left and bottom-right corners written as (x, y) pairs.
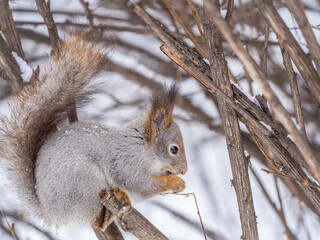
top-left (0, 35), bottom-right (107, 220)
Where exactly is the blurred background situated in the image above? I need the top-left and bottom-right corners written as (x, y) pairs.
top-left (0, 0), bottom-right (320, 239)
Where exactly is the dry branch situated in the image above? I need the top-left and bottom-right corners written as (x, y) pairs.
top-left (92, 219), bottom-right (124, 240)
top-left (0, 0), bottom-right (25, 59)
top-left (0, 210), bottom-right (18, 240)
top-left (203, 0), bottom-right (320, 184)
top-left (0, 33), bottom-right (24, 93)
top-left (79, 0), bottom-right (95, 32)
top-left (256, 0), bottom-right (320, 108)
top-left (249, 167), bottom-right (297, 240)
top-left (285, 0), bottom-right (320, 73)
top-left (163, 0), bottom-right (207, 59)
top-left (35, 0), bottom-right (60, 53)
top-left (99, 190), bottom-right (168, 240)
top-left (280, 43), bottom-right (307, 140)
top-left (131, 0), bottom-right (320, 216)
top-left (203, 1), bottom-right (259, 239)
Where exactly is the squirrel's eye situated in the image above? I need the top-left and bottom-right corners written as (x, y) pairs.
top-left (170, 145), bottom-right (179, 155)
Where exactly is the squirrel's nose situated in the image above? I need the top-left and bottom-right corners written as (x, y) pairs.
top-left (179, 162), bottom-right (187, 175)
top-left (173, 162), bottom-right (187, 175)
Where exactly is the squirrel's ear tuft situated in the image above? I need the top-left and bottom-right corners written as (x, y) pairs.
top-left (144, 83), bottom-right (178, 143)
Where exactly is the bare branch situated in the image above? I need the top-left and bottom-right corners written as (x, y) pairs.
top-left (130, 1), bottom-right (320, 216)
top-left (35, 0), bottom-right (60, 53)
top-left (203, 1), bottom-right (259, 239)
top-left (99, 189), bottom-right (169, 240)
top-left (79, 0), bottom-right (95, 32)
top-left (255, 0), bottom-right (320, 108)
top-left (285, 0), bottom-right (320, 73)
top-left (162, 0), bottom-right (207, 59)
top-left (249, 167), bottom-right (297, 240)
top-left (0, 210), bottom-right (18, 240)
top-left (0, 0), bottom-right (25, 59)
top-left (203, 0), bottom-right (320, 184)
top-left (0, 33), bottom-right (24, 93)
top-left (280, 44), bottom-right (307, 140)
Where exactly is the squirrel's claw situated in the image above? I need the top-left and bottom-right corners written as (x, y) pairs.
top-left (109, 187), bottom-right (132, 206)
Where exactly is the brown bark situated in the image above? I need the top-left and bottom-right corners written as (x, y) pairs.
top-left (203, 1), bottom-right (259, 239)
top-left (0, 0), bottom-right (25, 59)
top-left (256, 0), bottom-right (320, 108)
top-left (99, 190), bottom-right (169, 240)
top-left (285, 0), bottom-right (320, 73)
top-left (0, 34), bottom-right (24, 93)
top-left (204, 0), bottom-right (320, 185)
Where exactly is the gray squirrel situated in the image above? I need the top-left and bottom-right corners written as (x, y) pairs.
top-left (0, 35), bottom-right (187, 226)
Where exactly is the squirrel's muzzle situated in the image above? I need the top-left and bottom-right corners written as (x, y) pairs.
top-left (162, 162), bottom-right (187, 176)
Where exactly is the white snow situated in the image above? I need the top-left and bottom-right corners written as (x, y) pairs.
top-left (12, 52), bottom-right (33, 83)
top-left (0, 30), bottom-right (5, 40)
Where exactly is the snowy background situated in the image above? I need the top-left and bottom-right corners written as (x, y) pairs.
top-left (0, 0), bottom-right (320, 239)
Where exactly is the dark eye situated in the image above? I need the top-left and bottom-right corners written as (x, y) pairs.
top-left (170, 145), bottom-right (179, 155)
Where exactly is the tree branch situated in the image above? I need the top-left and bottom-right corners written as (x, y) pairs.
top-left (0, 0), bottom-right (25, 59)
top-left (203, 1), bottom-right (259, 239)
top-left (0, 33), bottom-right (24, 93)
top-left (99, 189), bottom-right (169, 240)
top-left (255, 0), bottom-right (320, 108)
top-left (203, 0), bottom-right (320, 184)
top-left (285, 0), bottom-right (320, 73)
top-left (130, 0), bottom-right (320, 216)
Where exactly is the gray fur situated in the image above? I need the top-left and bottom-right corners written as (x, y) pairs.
top-left (36, 118), bottom-right (186, 226)
top-left (0, 36), bottom-right (187, 227)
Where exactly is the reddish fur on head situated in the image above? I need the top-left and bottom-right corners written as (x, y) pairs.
top-left (144, 84), bottom-right (178, 143)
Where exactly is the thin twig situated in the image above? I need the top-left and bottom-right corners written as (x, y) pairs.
top-left (249, 167), bottom-right (297, 240)
top-left (273, 177), bottom-right (297, 240)
top-left (35, 0), bottom-right (60, 54)
top-left (79, 0), bottom-right (95, 33)
top-left (162, 0), bottom-right (207, 59)
top-left (165, 192), bottom-right (208, 240)
top-left (0, 210), bottom-right (18, 240)
top-left (285, 0), bottom-right (320, 73)
top-left (262, 23), bottom-right (269, 75)
top-left (255, 0), bottom-right (320, 108)
top-left (186, 0), bottom-right (205, 45)
top-left (280, 43), bottom-right (307, 140)
top-left (0, 33), bottom-right (24, 93)
top-left (0, 0), bottom-right (25, 58)
top-left (224, 0), bottom-right (234, 23)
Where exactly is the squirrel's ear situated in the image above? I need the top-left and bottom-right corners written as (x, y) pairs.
top-left (144, 84), bottom-right (178, 143)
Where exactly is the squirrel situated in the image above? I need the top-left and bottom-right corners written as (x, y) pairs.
top-left (0, 35), bottom-right (187, 227)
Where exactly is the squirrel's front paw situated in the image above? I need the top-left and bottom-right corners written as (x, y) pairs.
top-left (109, 187), bottom-right (131, 205)
top-left (157, 174), bottom-right (185, 193)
